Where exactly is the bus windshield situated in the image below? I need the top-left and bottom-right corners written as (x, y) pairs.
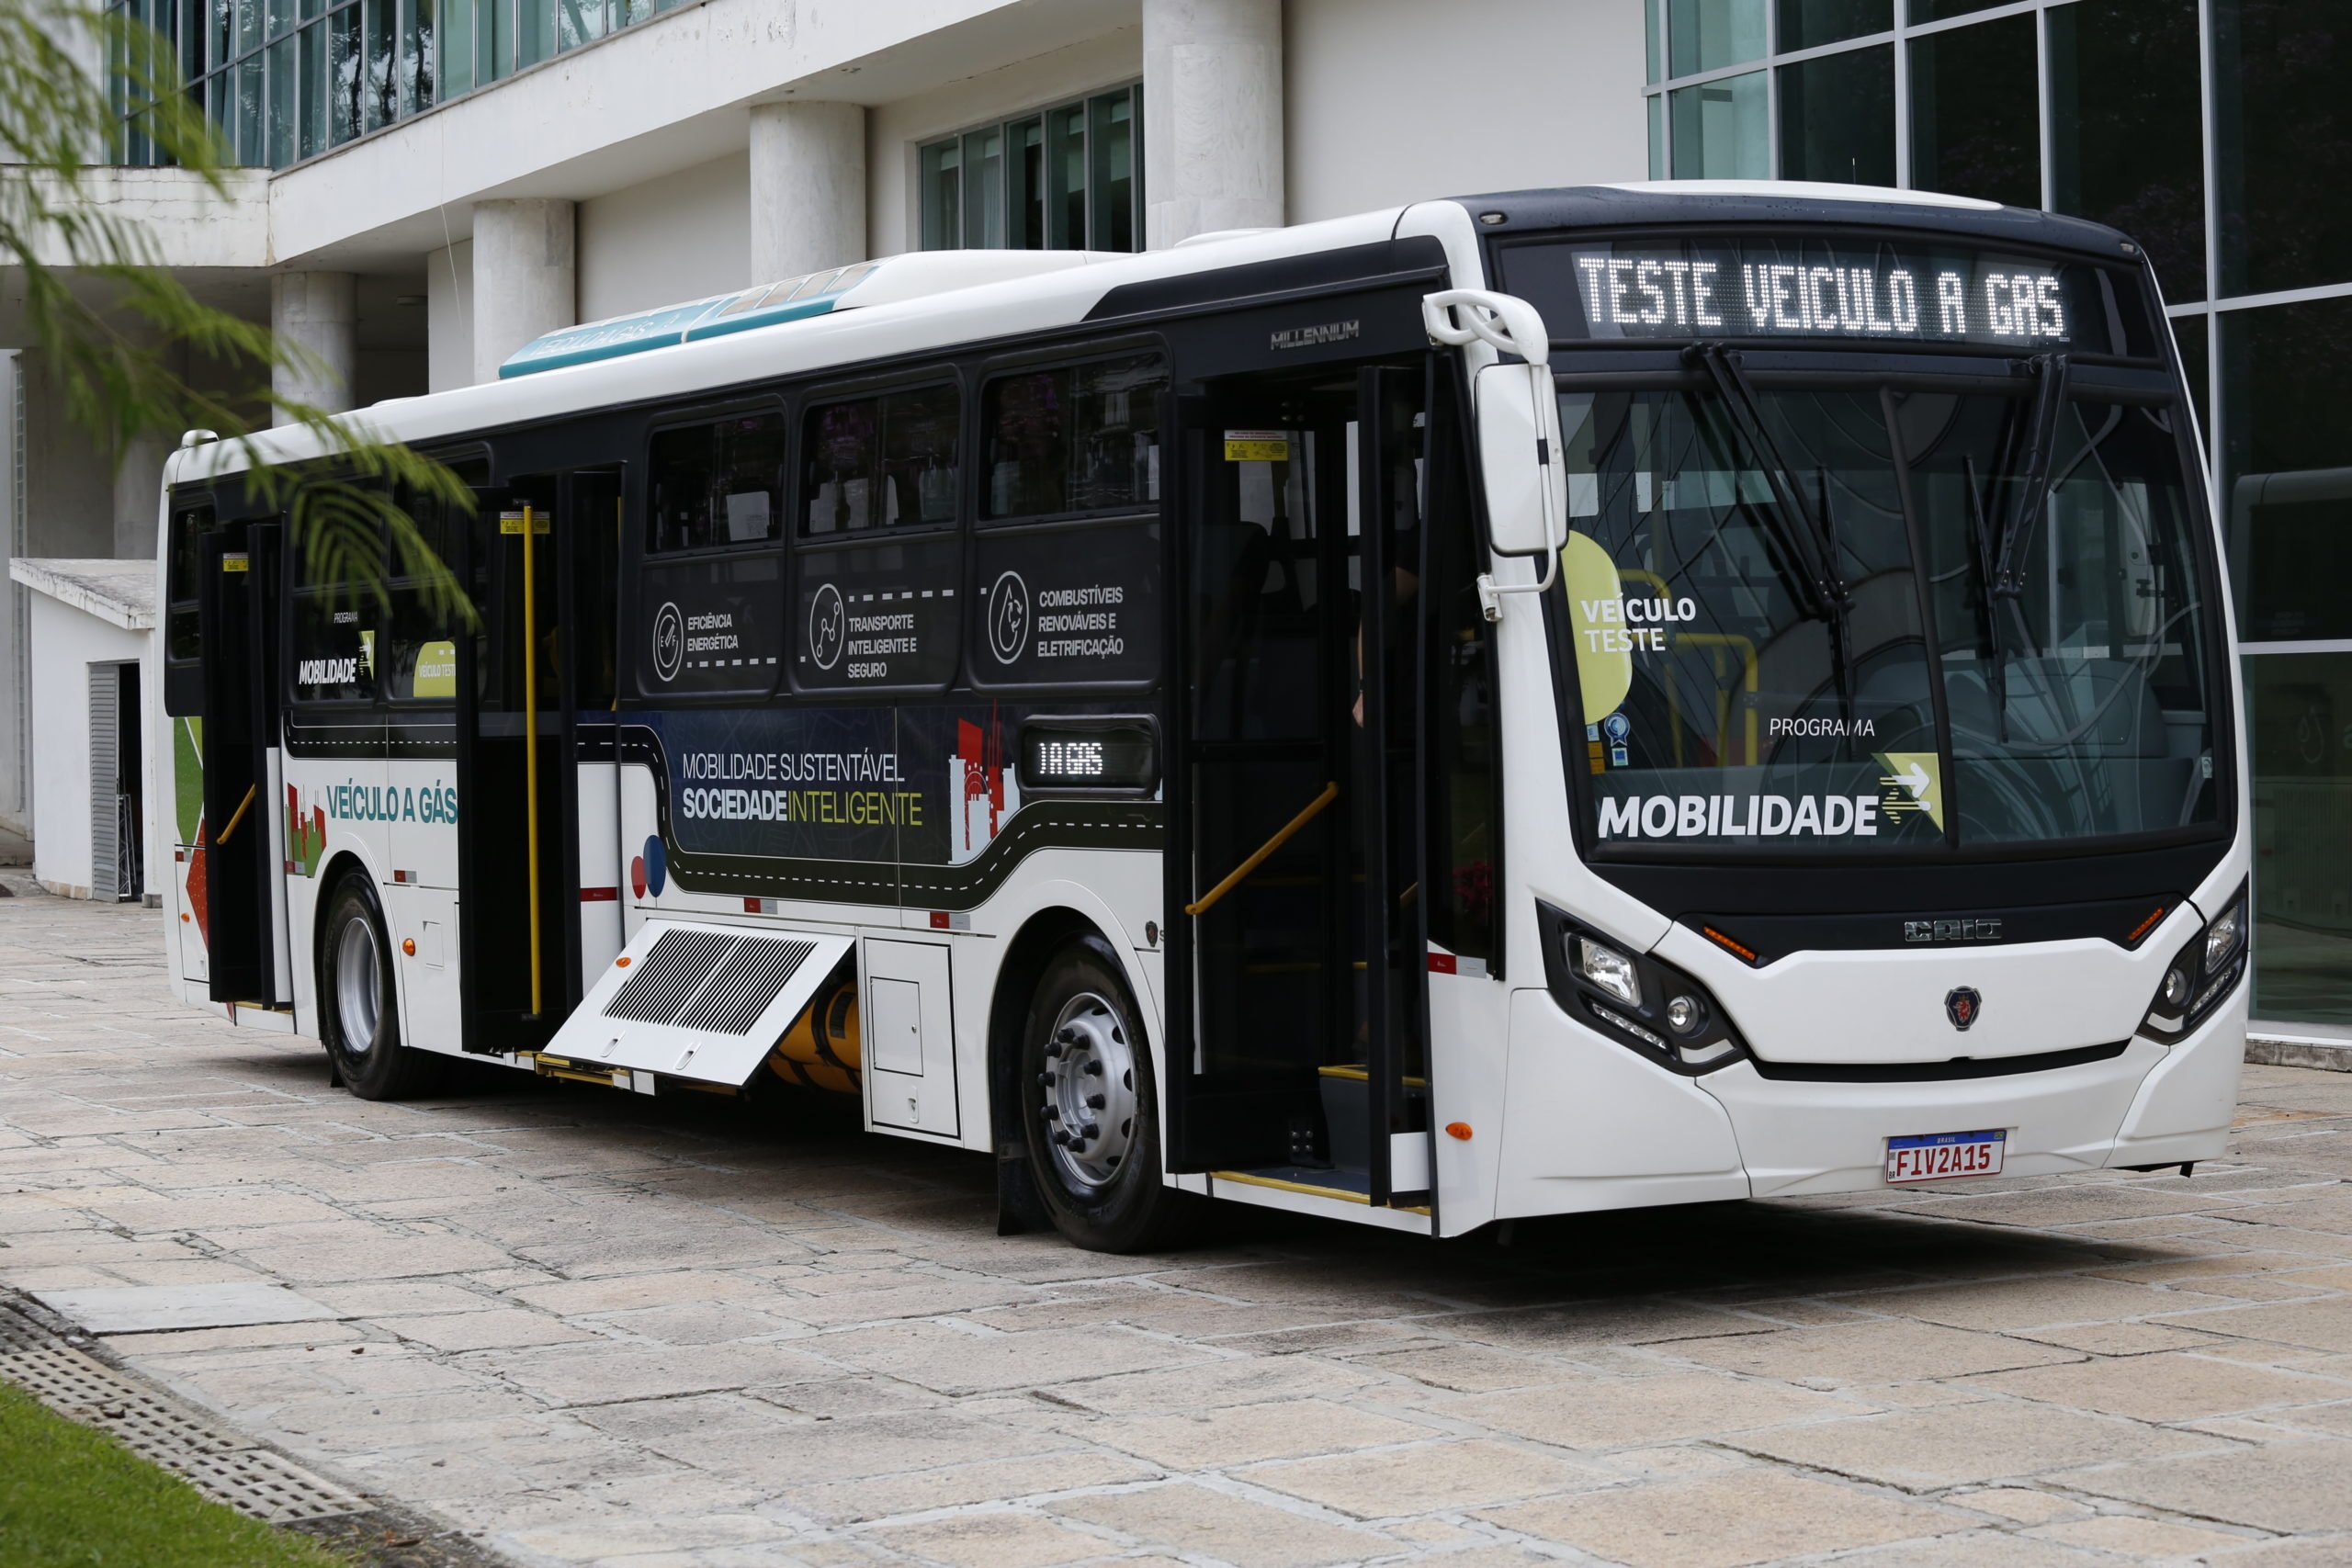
top-left (1556, 374), bottom-right (2222, 852)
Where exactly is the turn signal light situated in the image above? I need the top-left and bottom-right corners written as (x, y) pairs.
top-left (401, 938), bottom-right (416, 956)
top-left (1445, 1122), bottom-right (1474, 1141)
top-left (616, 955), bottom-right (632, 967)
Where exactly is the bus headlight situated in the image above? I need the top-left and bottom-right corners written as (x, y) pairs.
top-left (1575, 937), bottom-right (1642, 1007)
top-left (2203, 901), bottom-right (2244, 973)
top-left (1539, 903), bottom-right (1750, 1076)
top-left (2141, 881), bottom-right (2249, 1039)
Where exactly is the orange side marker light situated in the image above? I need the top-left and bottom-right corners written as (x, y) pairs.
top-left (1445, 1122), bottom-right (1474, 1141)
top-left (401, 938), bottom-right (416, 956)
top-left (179, 912), bottom-right (190, 923)
top-left (616, 955), bottom-right (631, 967)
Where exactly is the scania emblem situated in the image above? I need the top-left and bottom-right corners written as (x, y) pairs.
top-left (1946, 987), bottom-right (1982, 1032)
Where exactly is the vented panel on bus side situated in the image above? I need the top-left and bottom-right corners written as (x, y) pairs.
top-left (542, 920), bottom-right (854, 1087)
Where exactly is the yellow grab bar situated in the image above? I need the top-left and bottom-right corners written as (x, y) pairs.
top-left (212, 784), bottom-right (257, 846)
top-left (1185, 781), bottom-right (1338, 918)
top-left (522, 502), bottom-right (543, 1019)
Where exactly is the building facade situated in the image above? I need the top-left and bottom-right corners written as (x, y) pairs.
top-left (4, 0), bottom-right (2346, 1039)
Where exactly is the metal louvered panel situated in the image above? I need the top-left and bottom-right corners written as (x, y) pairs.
top-left (548, 920), bottom-right (856, 1087)
top-left (679, 936), bottom-right (817, 1035)
top-left (89, 664), bottom-right (119, 901)
top-left (606, 926), bottom-right (732, 1024)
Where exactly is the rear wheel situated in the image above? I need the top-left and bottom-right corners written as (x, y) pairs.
top-left (1019, 934), bottom-right (1191, 1253)
top-left (318, 874), bottom-right (438, 1100)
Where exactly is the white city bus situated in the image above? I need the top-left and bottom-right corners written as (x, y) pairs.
top-left (157, 182), bottom-right (2250, 1250)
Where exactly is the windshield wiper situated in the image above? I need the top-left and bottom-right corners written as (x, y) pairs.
top-left (1974, 353), bottom-right (2071, 739)
top-left (1687, 343), bottom-right (1858, 725)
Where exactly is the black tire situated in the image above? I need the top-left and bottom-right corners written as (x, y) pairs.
top-left (318, 874), bottom-right (439, 1100)
top-left (1019, 933), bottom-right (1193, 1253)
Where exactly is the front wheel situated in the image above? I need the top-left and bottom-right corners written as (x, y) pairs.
top-left (1019, 934), bottom-right (1192, 1253)
top-left (318, 875), bottom-right (439, 1100)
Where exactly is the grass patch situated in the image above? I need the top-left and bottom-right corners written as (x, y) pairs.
top-left (0, 1381), bottom-right (346, 1567)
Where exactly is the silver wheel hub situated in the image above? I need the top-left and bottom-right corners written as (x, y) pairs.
top-left (334, 915), bottom-right (380, 1052)
top-left (1037, 989), bottom-right (1139, 1193)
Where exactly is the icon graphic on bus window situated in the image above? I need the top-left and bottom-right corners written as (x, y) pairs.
top-left (988, 570), bottom-right (1030, 664)
top-left (809, 582), bottom-right (845, 671)
top-left (651, 601), bottom-right (684, 682)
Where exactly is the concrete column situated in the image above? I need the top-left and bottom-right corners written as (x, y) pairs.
top-left (471, 199), bottom-right (575, 386)
top-left (749, 101), bottom-right (867, 281)
top-left (269, 271), bottom-right (358, 423)
top-left (1142, 0), bottom-right (1284, 249)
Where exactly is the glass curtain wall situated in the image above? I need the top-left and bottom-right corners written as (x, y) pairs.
top-left (1644, 0), bottom-right (2352, 1036)
top-left (918, 85), bottom-right (1145, 254)
top-left (108, 0), bottom-right (691, 169)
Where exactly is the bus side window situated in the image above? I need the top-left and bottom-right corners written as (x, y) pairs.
top-left (649, 412), bottom-right (786, 553)
top-left (382, 469), bottom-right (477, 705)
top-left (289, 491), bottom-right (384, 705)
top-left (981, 355), bottom-right (1162, 522)
top-left (800, 385), bottom-right (959, 536)
top-left (163, 499), bottom-right (218, 716)
top-left (971, 355), bottom-right (1164, 691)
top-left (792, 379), bottom-right (965, 694)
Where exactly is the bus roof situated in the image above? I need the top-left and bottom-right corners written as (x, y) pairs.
top-left (174, 185), bottom-right (2143, 487)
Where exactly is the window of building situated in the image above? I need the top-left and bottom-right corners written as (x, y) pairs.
top-left (1908, 12), bottom-right (2040, 209)
top-left (920, 85), bottom-right (1144, 254)
top-left (1778, 44), bottom-right (1893, 186)
top-left (798, 385), bottom-right (961, 536)
top-left (648, 411), bottom-right (786, 554)
top-left (107, 0), bottom-right (702, 171)
top-left (981, 355), bottom-right (1165, 521)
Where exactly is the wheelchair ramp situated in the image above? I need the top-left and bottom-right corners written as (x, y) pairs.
top-left (544, 921), bottom-right (854, 1086)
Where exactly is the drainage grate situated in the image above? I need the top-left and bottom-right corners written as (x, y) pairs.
top-left (0, 1346), bottom-right (241, 1456)
top-left (0, 1342), bottom-right (366, 1523)
top-left (179, 1449), bottom-right (371, 1525)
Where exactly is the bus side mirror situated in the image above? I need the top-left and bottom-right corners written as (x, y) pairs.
top-left (1476, 361), bottom-right (1568, 559)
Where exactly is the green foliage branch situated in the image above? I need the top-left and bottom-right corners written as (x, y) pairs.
top-left (0, 0), bottom-right (473, 625)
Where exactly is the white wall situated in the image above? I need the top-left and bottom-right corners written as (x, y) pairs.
top-left (579, 152), bottom-right (754, 321)
top-left (1283, 0), bottom-right (1648, 224)
top-left (426, 240), bottom-right (475, 394)
top-left (867, 27), bottom-right (1142, 257)
top-left (26, 595), bottom-right (148, 898)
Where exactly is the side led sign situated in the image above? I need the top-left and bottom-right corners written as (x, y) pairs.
top-left (1016, 718), bottom-right (1158, 793)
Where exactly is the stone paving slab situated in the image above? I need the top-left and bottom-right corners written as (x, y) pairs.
top-left (5, 881), bottom-right (2352, 1565)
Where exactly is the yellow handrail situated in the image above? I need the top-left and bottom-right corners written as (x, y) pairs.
top-left (522, 502), bottom-right (542, 1019)
top-left (1185, 781), bottom-right (1338, 918)
top-left (212, 784), bottom-right (257, 846)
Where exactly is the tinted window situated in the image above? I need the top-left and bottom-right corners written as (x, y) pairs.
top-left (165, 501), bottom-right (218, 662)
top-left (384, 466), bottom-right (483, 705)
top-left (290, 504), bottom-right (382, 705)
top-left (648, 412), bottom-right (786, 552)
top-left (799, 384), bottom-right (960, 535)
top-left (1909, 17), bottom-right (2040, 210)
top-left (2214, 0), bottom-right (2352, 298)
top-left (1779, 45), bottom-right (1894, 188)
top-left (981, 355), bottom-right (1165, 520)
top-left (2050, 0), bottom-right (2205, 302)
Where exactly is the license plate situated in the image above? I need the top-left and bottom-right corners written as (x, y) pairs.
top-left (1884, 1129), bottom-right (2007, 1185)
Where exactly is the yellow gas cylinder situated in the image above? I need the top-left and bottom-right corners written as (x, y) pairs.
top-left (766, 978), bottom-right (861, 1094)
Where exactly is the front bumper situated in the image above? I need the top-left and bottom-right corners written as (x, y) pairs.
top-left (1698, 996), bottom-right (2246, 1198)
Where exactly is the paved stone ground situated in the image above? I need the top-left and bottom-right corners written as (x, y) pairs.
top-left (5, 882), bottom-right (2352, 1568)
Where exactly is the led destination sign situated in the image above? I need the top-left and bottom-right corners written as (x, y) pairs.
top-left (1017, 718), bottom-right (1158, 793)
top-left (1504, 236), bottom-right (2124, 353)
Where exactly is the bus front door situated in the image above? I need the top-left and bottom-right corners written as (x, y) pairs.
top-left (1166, 367), bottom-right (1433, 1209)
top-left (454, 479), bottom-right (569, 1054)
top-left (198, 522), bottom-right (292, 1007)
